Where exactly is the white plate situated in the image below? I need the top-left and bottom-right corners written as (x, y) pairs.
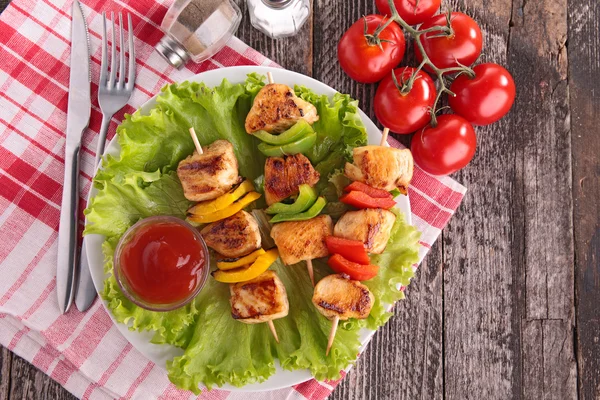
top-left (85, 66), bottom-right (411, 392)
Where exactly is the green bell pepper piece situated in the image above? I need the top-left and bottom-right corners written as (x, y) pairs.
top-left (253, 120), bottom-right (314, 145)
top-left (265, 184), bottom-right (318, 215)
top-left (269, 197), bottom-right (327, 223)
top-left (258, 132), bottom-right (317, 157)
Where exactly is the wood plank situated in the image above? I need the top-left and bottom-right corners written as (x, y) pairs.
top-left (1, 346), bottom-right (11, 400)
top-left (505, 0), bottom-right (577, 397)
top-left (512, 2), bottom-right (573, 322)
top-left (567, 0), bottom-right (600, 398)
top-left (441, 0), bottom-right (521, 398)
top-left (522, 320), bottom-right (577, 399)
top-left (234, 0), bottom-right (314, 75)
top-left (9, 354), bottom-right (76, 400)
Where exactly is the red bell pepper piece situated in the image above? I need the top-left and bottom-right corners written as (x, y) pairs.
top-left (325, 236), bottom-right (371, 265)
top-left (327, 254), bottom-right (379, 281)
top-left (340, 191), bottom-right (396, 209)
top-left (344, 181), bottom-right (392, 199)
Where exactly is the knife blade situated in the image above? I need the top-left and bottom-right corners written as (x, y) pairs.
top-left (57, 0), bottom-right (91, 314)
top-left (75, 242), bottom-right (96, 311)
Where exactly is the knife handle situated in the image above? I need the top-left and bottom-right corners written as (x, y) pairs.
top-left (56, 145), bottom-right (81, 314)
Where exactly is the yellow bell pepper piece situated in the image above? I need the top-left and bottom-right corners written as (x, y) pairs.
top-left (216, 248), bottom-right (267, 271)
top-left (212, 249), bottom-right (279, 283)
top-left (187, 180), bottom-right (255, 217)
top-left (188, 192), bottom-right (261, 224)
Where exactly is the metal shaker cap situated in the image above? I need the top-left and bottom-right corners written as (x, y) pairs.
top-left (155, 36), bottom-right (190, 69)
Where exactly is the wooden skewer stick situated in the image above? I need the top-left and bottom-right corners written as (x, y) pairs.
top-left (267, 71), bottom-right (275, 84)
top-left (306, 259), bottom-right (315, 287)
top-left (380, 127), bottom-right (390, 147)
top-left (189, 127), bottom-right (203, 154)
top-left (267, 320), bottom-right (280, 343)
top-left (326, 316), bottom-right (340, 356)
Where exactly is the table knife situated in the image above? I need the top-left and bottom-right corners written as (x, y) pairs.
top-left (56, 0), bottom-right (91, 314)
top-left (75, 240), bottom-right (96, 311)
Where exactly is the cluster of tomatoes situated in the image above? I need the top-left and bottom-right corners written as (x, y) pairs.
top-left (337, 0), bottom-right (516, 176)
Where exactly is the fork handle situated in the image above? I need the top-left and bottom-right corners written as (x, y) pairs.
top-left (94, 113), bottom-right (113, 167)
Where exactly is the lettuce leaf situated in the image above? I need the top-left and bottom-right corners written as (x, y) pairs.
top-left (294, 87), bottom-right (368, 186)
top-left (363, 209), bottom-right (421, 328)
top-left (166, 260), bottom-right (362, 393)
top-left (85, 74), bottom-right (421, 393)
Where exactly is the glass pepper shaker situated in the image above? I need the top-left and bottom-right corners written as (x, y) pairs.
top-left (246, 0), bottom-right (310, 39)
top-left (155, 0), bottom-right (242, 69)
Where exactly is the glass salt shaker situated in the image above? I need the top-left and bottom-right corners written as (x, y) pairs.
top-left (246, 0), bottom-right (310, 39)
top-left (155, 0), bottom-right (242, 68)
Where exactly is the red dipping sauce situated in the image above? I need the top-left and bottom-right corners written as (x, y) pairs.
top-left (114, 216), bottom-right (209, 311)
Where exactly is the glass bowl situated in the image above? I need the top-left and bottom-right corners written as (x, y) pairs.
top-left (113, 216), bottom-right (210, 312)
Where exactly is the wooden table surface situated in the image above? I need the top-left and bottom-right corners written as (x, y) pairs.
top-left (1, 0), bottom-right (599, 399)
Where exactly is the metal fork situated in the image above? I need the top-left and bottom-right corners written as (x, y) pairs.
top-left (75, 11), bottom-right (136, 311)
top-left (96, 11), bottom-right (136, 164)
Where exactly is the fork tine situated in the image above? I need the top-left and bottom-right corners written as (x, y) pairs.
top-left (108, 12), bottom-right (117, 88)
top-left (118, 12), bottom-right (125, 89)
top-left (99, 12), bottom-right (108, 88)
top-left (126, 13), bottom-right (136, 90)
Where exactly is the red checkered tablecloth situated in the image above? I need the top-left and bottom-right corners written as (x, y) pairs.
top-left (0, 0), bottom-right (466, 398)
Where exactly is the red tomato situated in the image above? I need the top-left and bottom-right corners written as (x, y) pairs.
top-left (338, 15), bottom-right (406, 83)
top-left (340, 191), bottom-right (397, 209)
top-left (375, 0), bottom-right (441, 26)
top-left (374, 67), bottom-right (436, 134)
top-left (416, 12), bottom-right (482, 72)
top-left (325, 236), bottom-right (371, 265)
top-left (344, 181), bottom-right (392, 199)
top-left (328, 254), bottom-right (379, 281)
top-left (411, 114), bottom-right (477, 176)
top-left (449, 63), bottom-right (516, 126)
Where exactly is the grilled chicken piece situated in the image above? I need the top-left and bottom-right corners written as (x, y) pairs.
top-left (312, 274), bottom-right (374, 320)
top-left (264, 154), bottom-right (320, 205)
top-left (334, 209), bottom-right (396, 254)
top-left (270, 215), bottom-right (333, 265)
top-left (245, 83), bottom-right (319, 134)
top-left (345, 145), bottom-right (414, 193)
top-left (230, 270), bottom-right (289, 324)
top-left (201, 210), bottom-right (261, 258)
top-left (177, 140), bottom-right (240, 202)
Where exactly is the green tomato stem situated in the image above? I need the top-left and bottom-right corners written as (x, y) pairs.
top-left (384, 0), bottom-right (475, 126)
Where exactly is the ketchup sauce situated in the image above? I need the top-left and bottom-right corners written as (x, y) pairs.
top-left (118, 221), bottom-right (206, 305)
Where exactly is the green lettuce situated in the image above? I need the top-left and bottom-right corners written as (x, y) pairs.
top-left (167, 260), bottom-right (362, 392)
top-left (84, 74), bottom-right (421, 393)
top-left (294, 87), bottom-right (368, 187)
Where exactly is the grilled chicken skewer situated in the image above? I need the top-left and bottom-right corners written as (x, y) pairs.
top-left (345, 124), bottom-right (413, 194)
top-left (334, 209), bottom-right (396, 254)
top-left (264, 153), bottom-right (320, 205)
top-left (345, 144), bottom-right (413, 194)
top-left (229, 270), bottom-right (289, 342)
top-left (177, 139), bottom-right (240, 202)
top-left (245, 72), bottom-right (318, 134)
top-left (312, 274), bottom-right (374, 355)
top-left (270, 215), bottom-right (333, 286)
top-left (201, 210), bottom-right (262, 258)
